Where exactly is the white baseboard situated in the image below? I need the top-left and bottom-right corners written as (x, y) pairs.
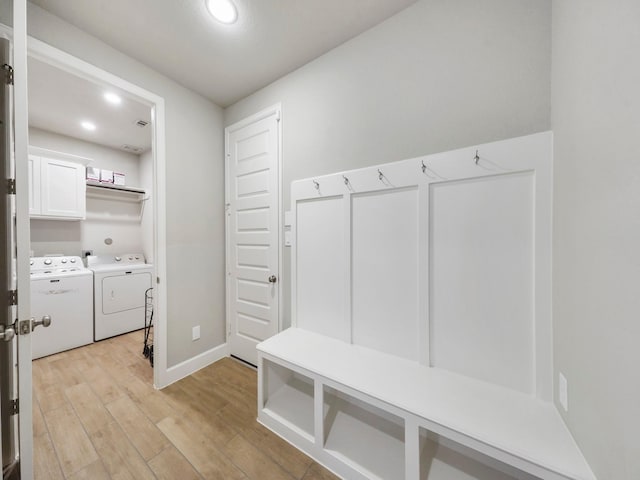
top-left (157, 342), bottom-right (230, 388)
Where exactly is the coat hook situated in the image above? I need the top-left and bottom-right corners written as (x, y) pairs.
top-left (343, 175), bottom-right (350, 185)
top-left (474, 150), bottom-right (480, 165)
top-left (421, 161), bottom-right (427, 173)
top-left (378, 169), bottom-right (384, 181)
top-left (313, 180), bottom-right (319, 190)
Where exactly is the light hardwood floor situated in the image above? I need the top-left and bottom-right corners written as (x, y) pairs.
top-left (32, 330), bottom-right (338, 480)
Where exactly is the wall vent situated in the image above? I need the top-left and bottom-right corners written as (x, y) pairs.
top-left (135, 119), bottom-right (149, 128)
top-left (122, 144), bottom-right (143, 154)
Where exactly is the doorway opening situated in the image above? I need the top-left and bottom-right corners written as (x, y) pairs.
top-left (25, 38), bottom-right (168, 388)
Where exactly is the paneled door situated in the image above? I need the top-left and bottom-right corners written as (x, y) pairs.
top-left (225, 106), bottom-right (280, 366)
top-left (1, 2), bottom-right (34, 478)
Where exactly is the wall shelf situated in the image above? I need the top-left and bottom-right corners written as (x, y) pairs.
top-left (86, 181), bottom-right (146, 196)
top-left (86, 182), bottom-right (148, 222)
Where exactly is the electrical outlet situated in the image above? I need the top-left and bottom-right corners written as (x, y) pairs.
top-left (192, 325), bottom-right (200, 341)
top-left (559, 372), bottom-right (568, 411)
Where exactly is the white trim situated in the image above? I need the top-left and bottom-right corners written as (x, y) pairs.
top-left (2, 25), bottom-right (170, 390)
top-left (163, 343), bottom-right (231, 386)
top-left (151, 101), bottom-right (169, 389)
top-left (225, 103), bottom-right (282, 134)
top-left (225, 102), bottom-right (283, 338)
top-left (28, 146), bottom-right (92, 165)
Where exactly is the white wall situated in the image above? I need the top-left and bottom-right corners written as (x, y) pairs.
top-left (225, 0), bottom-right (552, 326)
top-left (29, 127), bottom-right (144, 257)
top-left (552, 1), bottom-right (640, 478)
top-left (22, 4), bottom-right (226, 367)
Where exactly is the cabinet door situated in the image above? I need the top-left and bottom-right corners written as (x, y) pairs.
top-left (40, 158), bottom-right (86, 219)
top-left (28, 154), bottom-right (41, 215)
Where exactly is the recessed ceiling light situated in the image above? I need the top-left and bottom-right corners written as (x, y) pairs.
top-left (205, 0), bottom-right (237, 24)
top-left (81, 121), bottom-right (96, 131)
top-left (104, 92), bottom-right (122, 105)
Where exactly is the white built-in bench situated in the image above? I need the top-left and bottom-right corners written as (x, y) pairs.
top-left (257, 329), bottom-right (595, 480)
top-left (257, 133), bottom-right (596, 480)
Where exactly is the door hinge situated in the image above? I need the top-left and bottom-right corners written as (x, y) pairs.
top-left (9, 399), bottom-right (18, 415)
top-left (7, 178), bottom-right (16, 195)
top-left (2, 63), bottom-right (14, 85)
top-left (8, 290), bottom-right (17, 306)
top-left (156, 276), bottom-right (160, 284)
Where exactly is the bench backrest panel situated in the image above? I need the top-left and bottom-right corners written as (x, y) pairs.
top-left (291, 132), bottom-right (552, 400)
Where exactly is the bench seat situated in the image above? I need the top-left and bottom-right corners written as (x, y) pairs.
top-left (257, 328), bottom-right (595, 480)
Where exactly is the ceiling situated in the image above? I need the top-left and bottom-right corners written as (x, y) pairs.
top-left (28, 0), bottom-right (418, 107)
top-left (28, 57), bottom-right (152, 153)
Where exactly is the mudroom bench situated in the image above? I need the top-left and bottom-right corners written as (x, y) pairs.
top-left (257, 328), bottom-right (595, 480)
top-left (256, 134), bottom-right (595, 480)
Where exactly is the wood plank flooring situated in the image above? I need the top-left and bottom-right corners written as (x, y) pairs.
top-left (33, 331), bottom-right (338, 480)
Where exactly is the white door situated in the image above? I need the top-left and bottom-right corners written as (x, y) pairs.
top-left (1, 2), bottom-right (34, 478)
top-left (226, 106), bottom-right (281, 366)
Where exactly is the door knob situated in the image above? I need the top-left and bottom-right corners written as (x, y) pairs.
top-left (268, 275), bottom-right (277, 283)
top-left (32, 315), bottom-right (52, 331)
top-left (0, 324), bottom-right (15, 342)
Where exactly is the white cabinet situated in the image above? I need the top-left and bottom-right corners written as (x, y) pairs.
top-left (29, 154), bottom-right (86, 220)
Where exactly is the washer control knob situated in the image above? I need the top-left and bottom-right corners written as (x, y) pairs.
top-left (61, 259), bottom-right (67, 263)
top-left (30, 260), bottom-right (34, 266)
top-left (70, 258), bottom-right (76, 263)
top-left (115, 256), bottom-right (122, 262)
top-left (44, 258), bottom-right (52, 265)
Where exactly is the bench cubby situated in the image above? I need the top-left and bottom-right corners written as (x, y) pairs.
top-left (261, 359), bottom-right (315, 442)
top-left (323, 387), bottom-right (405, 479)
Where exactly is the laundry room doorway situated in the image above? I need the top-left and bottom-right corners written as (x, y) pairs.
top-left (23, 36), bottom-right (169, 389)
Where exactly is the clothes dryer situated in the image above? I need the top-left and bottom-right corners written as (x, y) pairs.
top-left (87, 254), bottom-right (153, 341)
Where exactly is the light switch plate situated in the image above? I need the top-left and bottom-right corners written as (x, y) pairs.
top-left (284, 230), bottom-right (292, 247)
top-left (192, 325), bottom-right (201, 341)
top-left (284, 210), bottom-right (292, 227)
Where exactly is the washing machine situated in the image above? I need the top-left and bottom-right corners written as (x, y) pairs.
top-left (87, 253), bottom-right (153, 341)
top-left (30, 256), bottom-right (94, 359)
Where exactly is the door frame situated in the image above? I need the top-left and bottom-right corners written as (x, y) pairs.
top-left (224, 104), bottom-right (283, 353)
top-left (0, 23), bottom-right (171, 389)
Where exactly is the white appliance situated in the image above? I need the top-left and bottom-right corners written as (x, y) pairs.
top-left (87, 253), bottom-right (153, 341)
top-left (30, 256), bottom-right (94, 359)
